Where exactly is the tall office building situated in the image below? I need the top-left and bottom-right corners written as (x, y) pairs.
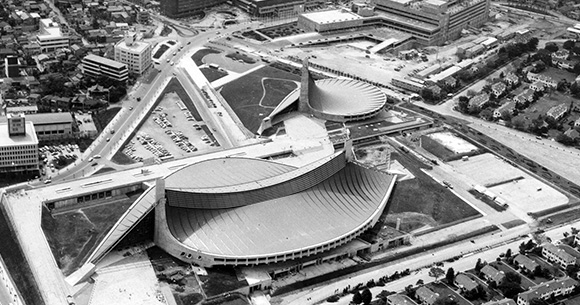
top-left (0, 114), bottom-right (39, 174)
top-left (160, 0), bottom-right (227, 18)
top-left (114, 33), bottom-right (152, 75)
top-left (82, 54), bottom-right (129, 82)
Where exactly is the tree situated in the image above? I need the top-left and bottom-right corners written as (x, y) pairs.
top-left (527, 37), bottom-right (539, 51)
top-left (512, 116), bottom-right (527, 131)
top-left (353, 291), bottom-right (363, 304)
top-left (505, 271), bottom-right (522, 285)
top-left (475, 258), bottom-right (484, 273)
top-left (457, 96), bottom-right (470, 113)
top-left (556, 133), bottom-right (575, 146)
top-left (417, 279), bottom-right (424, 285)
top-left (545, 43), bottom-right (559, 53)
top-left (480, 109), bottom-right (494, 121)
top-left (429, 267), bottom-right (445, 282)
top-left (563, 40), bottom-right (575, 50)
top-left (446, 268), bottom-right (455, 285)
top-left (434, 297), bottom-right (458, 305)
top-left (505, 248), bottom-right (512, 258)
top-left (362, 288), bottom-right (373, 305)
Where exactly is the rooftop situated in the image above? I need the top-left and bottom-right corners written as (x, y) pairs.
top-left (116, 40), bottom-right (150, 53)
top-left (301, 9), bottom-right (362, 24)
top-left (0, 121), bottom-right (38, 147)
top-left (308, 78), bottom-right (387, 116)
top-left (25, 112), bottom-right (74, 125)
top-left (83, 54), bottom-right (127, 69)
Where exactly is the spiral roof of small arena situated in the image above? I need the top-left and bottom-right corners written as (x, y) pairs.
top-left (308, 78), bottom-right (387, 116)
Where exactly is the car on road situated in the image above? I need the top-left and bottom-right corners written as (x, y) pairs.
top-left (536, 136), bottom-right (542, 140)
top-left (111, 129), bottom-right (115, 134)
top-left (442, 181), bottom-right (453, 189)
top-left (170, 62), bottom-right (174, 66)
top-left (91, 162), bottom-right (98, 166)
top-left (129, 106), bottom-right (133, 110)
top-left (88, 157), bottom-right (94, 162)
top-left (166, 58), bottom-right (170, 63)
top-left (136, 97), bottom-right (141, 102)
top-left (44, 179), bottom-right (52, 184)
top-left (187, 41), bottom-right (191, 45)
top-left (93, 155), bottom-right (101, 159)
top-left (173, 52), bottom-right (177, 56)
top-left (106, 138), bottom-right (110, 142)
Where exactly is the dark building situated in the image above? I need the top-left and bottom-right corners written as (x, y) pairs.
top-left (160, 0), bottom-right (226, 18)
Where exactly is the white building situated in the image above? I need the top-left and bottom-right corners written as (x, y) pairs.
top-left (36, 18), bottom-right (69, 52)
top-left (0, 114), bottom-right (39, 174)
top-left (114, 33), bottom-right (152, 75)
top-left (82, 54), bottom-right (129, 82)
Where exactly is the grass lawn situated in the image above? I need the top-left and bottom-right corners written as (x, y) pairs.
top-left (199, 267), bottom-right (248, 297)
top-left (219, 65), bottom-right (300, 133)
top-left (225, 52), bottom-right (257, 64)
top-left (384, 151), bottom-right (480, 232)
top-left (191, 48), bottom-right (221, 66)
top-left (514, 91), bottom-right (572, 129)
top-left (541, 67), bottom-right (576, 83)
top-left (0, 204), bottom-right (45, 305)
top-left (489, 261), bottom-right (535, 289)
top-left (93, 107), bottom-right (122, 132)
top-left (153, 44), bottom-right (169, 60)
top-left (42, 197), bottom-right (136, 275)
top-left (112, 150), bottom-right (136, 165)
top-left (420, 135), bottom-right (456, 160)
top-left (427, 282), bottom-right (472, 305)
top-left (261, 78), bottom-right (298, 107)
top-left (200, 67), bottom-right (228, 82)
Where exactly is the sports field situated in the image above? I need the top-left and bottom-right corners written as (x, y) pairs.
top-left (219, 65), bottom-right (300, 133)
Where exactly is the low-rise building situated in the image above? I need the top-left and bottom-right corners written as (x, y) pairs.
top-left (36, 18), bottom-right (69, 52)
top-left (542, 242), bottom-right (576, 269)
top-left (504, 73), bottom-right (519, 87)
top-left (481, 265), bottom-right (505, 285)
top-left (416, 286), bottom-right (439, 305)
top-left (469, 93), bottom-right (490, 109)
top-left (551, 49), bottom-right (570, 61)
top-left (0, 114), bottom-right (39, 174)
top-left (483, 299), bottom-right (516, 305)
top-left (513, 89), bottom-right (535, 106)
top-left (82, 54), bottom-right (129, 82)
top-left (494, 101), bottom-right (516, 119)
top-left (25, 112), bottom-right (74, 140)
top-left (513, 254), bottom-right (539, 273)
top-left (530, 81), bottom-right (545, 92)
top-left (491, 82), bottom-right (507, 98)
top-left (516, 277), bottom-right (578, 305)
top-left (455, 273), bottom-right (478, 292)
top-left (546, 104), bottom-right (569, 121)
top-left (391, 78), bottom-right (425, 93)
top-left (527, 72), bottom-right (557, 88)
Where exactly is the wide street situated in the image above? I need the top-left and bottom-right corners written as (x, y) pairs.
top-left (39, 20), bottom-right (261, 184)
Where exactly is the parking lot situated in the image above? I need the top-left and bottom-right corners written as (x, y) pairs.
top-left (124, 92), bottom-right (221, 162)
top-left (39, 144), bottom-right (81, 182)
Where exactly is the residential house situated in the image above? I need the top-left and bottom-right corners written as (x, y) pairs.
top-left (555, 59), bottom-right (575, 70)
top-left (516, 277), bottom-right (578, 305)
top-left (513, 89), bottom-right (535, 106)
top-left (0, 21), bottom-right (12, 33)
top-left (469, 93), bottom-right (491, 109)
top-left (513, 254), bottom-right (539, 273)
top-left (542, 242), bottom-right (577, 269)
top-left (387, 294), bottom-right (419, 305)
top-left (492, 82), bottom-right (507, 98)
top-left (527, 72), bottom-right (557, 88)
top-left (504, 73), bottom-right (519, 87)
top-left (415, 287), bottom-right (439, 305)
top-left (551, 49), bottom-right (570, 62)
top-left (481, 265), bottom-right (506, 285)
top-left (530, 81), bottom-right (545, 92)
top-left (494, 101), bottom-right (516, 119)
top-left (564, 128), bottom-right (580, 140)
top-left (575, 118), bottom-right (580, 129)
top-left (455, 273), bottom-right (478, 292)
top-left (546, 104), bottom-right (569, 121)
top-left (483, 299), bottom-right (516, 305)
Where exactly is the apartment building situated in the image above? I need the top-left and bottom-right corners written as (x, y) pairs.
top-left (82, 54), bottom-right (129, 82)
top-left (517, 277), bottom-right (578, 305)
top-left (0, 114), bottom-right (39, 174)
top-left (36, 18), bottom-right (69, 52)
top-left (541, 242), bottom-right (577, 269)
top-left (114, 34), bottom-right (152, 75)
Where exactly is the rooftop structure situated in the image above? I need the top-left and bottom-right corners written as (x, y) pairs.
top-left (259, 59), bottom-right (387, 134)
top-left (82, 54), bottom-right (129, 82)
top-left (517, 277), bottom-right (578, 305)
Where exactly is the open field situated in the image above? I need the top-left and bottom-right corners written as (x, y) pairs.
top-left (449, 153), bottom-right (569, 214)
top-left (381, 149), bottom-right (480, 233)
top-left (220, 65), bottom-right (300, 133)
top-left (541, 67), bottom-right (576, 83)
top-left (42, 194), bottom-right (139, 275)
top-left (200, 67), bottom-right (229, 82)
top-left (199, 267), bottom-right (248, 297)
